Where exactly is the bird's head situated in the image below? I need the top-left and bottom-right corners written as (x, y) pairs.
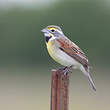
top-left (41, 25), bottom-right (64, 43)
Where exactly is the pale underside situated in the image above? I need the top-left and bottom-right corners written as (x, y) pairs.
top-left (46, 39), bottom-right (82, 69)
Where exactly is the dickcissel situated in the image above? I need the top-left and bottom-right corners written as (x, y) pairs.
top-left (41, 25), bottom-right (96, 91)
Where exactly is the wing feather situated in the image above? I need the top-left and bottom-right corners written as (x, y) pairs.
top-left (56, 37), bottom-right (89, 68)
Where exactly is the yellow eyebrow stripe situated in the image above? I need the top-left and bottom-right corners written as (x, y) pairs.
top-left (48, 27), bottom-right (56, 30)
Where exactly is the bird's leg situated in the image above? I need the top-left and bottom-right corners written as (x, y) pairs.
top-left (58, 66), bottom-right (67, 71)
top-left (62, 65), bottom-right (73, 75)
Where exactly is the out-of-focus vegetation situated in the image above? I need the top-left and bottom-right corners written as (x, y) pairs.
top-left (0, 1), bottom-right (110, 110)
top-left (0, 0), bottom-right (110, 110)
top-left (0, 0), bottom-right (110, 68)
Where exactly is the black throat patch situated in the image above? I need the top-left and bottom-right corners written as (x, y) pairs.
top-left (45, 36), bottom-right (51, 43)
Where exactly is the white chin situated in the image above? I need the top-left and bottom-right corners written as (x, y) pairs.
top-left (44, 33), bottom-right (50, 37)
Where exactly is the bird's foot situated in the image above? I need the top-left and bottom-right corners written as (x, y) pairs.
top-left (58, 66), bottom-right (73, 75)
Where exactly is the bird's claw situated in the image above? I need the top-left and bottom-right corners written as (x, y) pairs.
top-left (58, 66), bottom-right (73, 75)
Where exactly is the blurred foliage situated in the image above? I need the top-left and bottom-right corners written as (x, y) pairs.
top-left (0, 1), bottom-right (110, 110)
top-left (0, 0), bottom-right (110, 67)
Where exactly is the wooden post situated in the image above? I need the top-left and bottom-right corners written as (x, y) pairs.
top-left (51, 69), bottom-right (69, 110)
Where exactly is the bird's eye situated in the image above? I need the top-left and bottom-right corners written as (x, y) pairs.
top-left (51, 29), bottom-right (55, 32)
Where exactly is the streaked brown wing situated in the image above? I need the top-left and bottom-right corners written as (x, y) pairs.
top-left (56, 37), bottom-right (89, 68)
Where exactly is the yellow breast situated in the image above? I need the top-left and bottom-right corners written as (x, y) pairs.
top-left (46, 40), bottom-right (80, 67)
top-left (46, 41), bottom-right (57, 61)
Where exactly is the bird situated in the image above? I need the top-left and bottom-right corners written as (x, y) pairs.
top-left (41, 25), bottom-right (96, 91)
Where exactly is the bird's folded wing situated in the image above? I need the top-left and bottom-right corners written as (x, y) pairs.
top-left (56, 37), bottom-right (89, 68)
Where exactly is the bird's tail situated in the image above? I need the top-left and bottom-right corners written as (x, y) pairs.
top-left (80, 65), bottom-right (96, 91)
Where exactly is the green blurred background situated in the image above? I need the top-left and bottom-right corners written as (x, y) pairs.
top-left (0, 0), bottom-right (110, 110)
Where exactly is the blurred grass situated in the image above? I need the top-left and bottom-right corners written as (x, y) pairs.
top-left (0, 66), bottom-right (110, 110)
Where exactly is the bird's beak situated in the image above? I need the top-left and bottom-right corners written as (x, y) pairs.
top-left (41, 28), bottom-right (50, 37)
top-left (41, 28), bottom-right (48, 33)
